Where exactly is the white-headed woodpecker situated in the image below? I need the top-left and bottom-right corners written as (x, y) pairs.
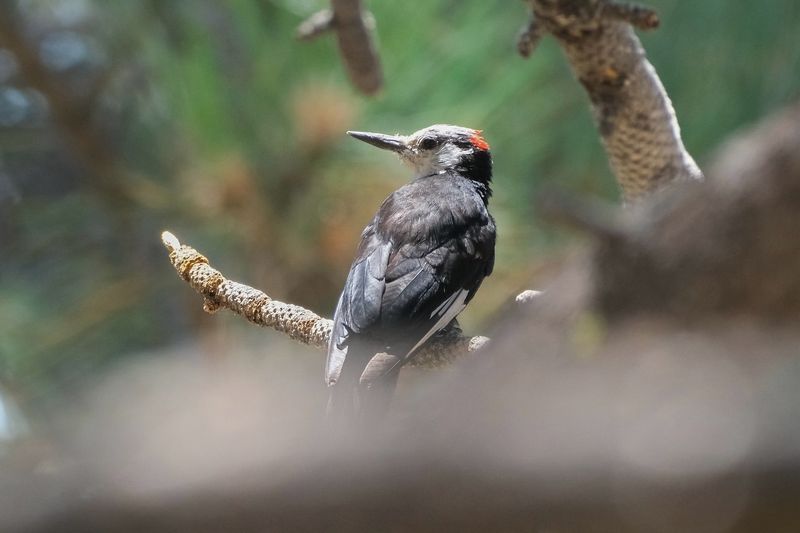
top-left (326, 124), bottom-right (496, 421)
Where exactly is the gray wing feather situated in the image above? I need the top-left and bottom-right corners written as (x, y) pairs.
top-left (325, 235), bottom-right (391, 385)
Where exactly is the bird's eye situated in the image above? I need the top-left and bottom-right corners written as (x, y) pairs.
top-left (419, 137), bottom-right (439, 150)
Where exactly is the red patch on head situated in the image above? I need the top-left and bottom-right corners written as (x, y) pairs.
top-left (470, 130), bottom-right (490, 151)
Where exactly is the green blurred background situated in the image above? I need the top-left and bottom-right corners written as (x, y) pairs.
top-left (0, 0), bottom-right (798, 409)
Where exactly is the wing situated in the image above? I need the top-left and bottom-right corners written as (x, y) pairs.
top-left (325, 223), bottom-right (391, 385)
top-left (326, 180), bottom-right (496, 388)
top-left (326, 231), bottom-right (492, 387)
top-left (377, 232), bottom-right (494, 365)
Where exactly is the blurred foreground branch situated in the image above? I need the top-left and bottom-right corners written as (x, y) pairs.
top-left (590, 100), bottom-right (800, 321)
top-left (24, 101), bottom-right (800, 533)
top-left (161, 232), bottom-right (489, 367)
top-left (521, 0), bottom-right (703, 200)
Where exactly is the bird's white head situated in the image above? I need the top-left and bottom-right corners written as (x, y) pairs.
top-left (347, 124), bottom-right (492, 181)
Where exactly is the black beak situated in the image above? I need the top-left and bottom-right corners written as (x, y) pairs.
top-left (347, 131), bottom-right (406, 153)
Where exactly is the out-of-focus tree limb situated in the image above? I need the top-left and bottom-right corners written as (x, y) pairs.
top-left (592, 101), bottom-right (800, 321)
top-left (520, 0), bottom-right (703, 201)
top-left (296, 0), bottom-right (383, 95)
top-left (0, 5), bottom-right (165, 208)
top-left (0, 7), bottom-right (125, 203)
top-left (161, 232), bottom-right (490, 368)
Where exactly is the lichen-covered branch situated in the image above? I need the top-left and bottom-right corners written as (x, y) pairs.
top-left (296, 0), bottom-right (383, 95)
top-left (161, 232), bottom-right (489, 367)
top-left (522, 0), bottom-right (703, 201)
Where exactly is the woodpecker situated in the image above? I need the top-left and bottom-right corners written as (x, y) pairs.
top-left (325, 124), bottom-right (496, 420)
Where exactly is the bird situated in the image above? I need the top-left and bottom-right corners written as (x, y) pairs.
top-left (326, 124), bottom-right (496, 422)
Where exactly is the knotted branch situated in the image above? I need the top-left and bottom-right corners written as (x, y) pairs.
top-left (161, 231), bottom-right (489, 368)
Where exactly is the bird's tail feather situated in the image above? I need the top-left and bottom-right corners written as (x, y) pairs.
top-left (326, 351), bottom-right (402, 426)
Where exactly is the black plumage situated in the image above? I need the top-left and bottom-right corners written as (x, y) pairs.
top-left (326, 125), bottom-right (496, 420)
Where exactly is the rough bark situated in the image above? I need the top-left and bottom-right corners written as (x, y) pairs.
top-left (523, 0), bottom-right (703, 200)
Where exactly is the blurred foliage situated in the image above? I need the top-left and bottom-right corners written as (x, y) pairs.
top-left (0, 0), bottom-right (798, 399)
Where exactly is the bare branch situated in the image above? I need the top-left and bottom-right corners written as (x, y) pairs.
top-left (161, 232), bottom-right (488, 367)
top-left (297, 0), bottom-right (383, 95)
top-left (524, 0), bottom-right (702, 201)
